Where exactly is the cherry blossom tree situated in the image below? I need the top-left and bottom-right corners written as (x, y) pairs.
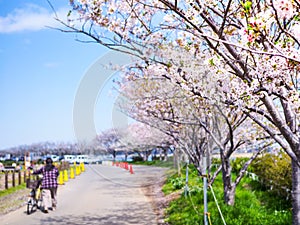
top-left (204, 104), bottom-right (273, 205)
top-left (117, 63), bottom-right (273, 205)
top-left (61, 0), bottom-right (300, 222)
top-left (93, 128), bottom-right (123, 160)
top-left (116, 122), bottom-right (174, 161)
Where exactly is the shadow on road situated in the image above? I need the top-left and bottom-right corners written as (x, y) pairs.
top-left (39, 202), bottom-right (156, 225)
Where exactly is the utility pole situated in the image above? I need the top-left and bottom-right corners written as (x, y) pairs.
top-left (184, 159), bottom-right (189, 198)
top-left (203, 115), bottom-right (212, 225)
top-left (203, 154), bottom-right (208, 225)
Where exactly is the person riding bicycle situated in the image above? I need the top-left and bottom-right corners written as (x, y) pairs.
top-left (33, 157), bottom-right (59, 213)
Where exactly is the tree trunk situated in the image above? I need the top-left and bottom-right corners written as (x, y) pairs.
top-left (163, 148), bottom-right (168, 161)
top-left (143, 152), bottom-right (148, 161)
top-left (224, 183), bottom-right (235, 206)
top-left (174, 150), bottom-right (181, 176)
top-left (145, 150), bottom-right (151, 161)
top-left (159, 149), bottom-right (163, 161)
top-left (221, 156), bottom-right (235, 205)
top-left (113, 151), bottom-right (116, 161)
top-left (292, 159), bottom-right (300, 225)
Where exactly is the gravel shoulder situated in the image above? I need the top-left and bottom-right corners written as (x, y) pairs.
top-left (142, 174), bottom-right (169, 225)
top-left (142, 168), bottom-right (181, 225)
top-left (0, 188), bottom-right (28, 215)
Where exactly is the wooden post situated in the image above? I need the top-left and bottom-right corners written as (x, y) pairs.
top-left (24, 170), bottom-right (27, 183)
top-left (5, 171), bottom-right (8, 189)
top-left (12, 171), bottom-right (15, 187)
top-left (18, 170), bottom-right (21, 185)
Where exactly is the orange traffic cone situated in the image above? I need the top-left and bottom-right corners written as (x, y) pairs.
top-left (129, 164), bottom-right (134, 174)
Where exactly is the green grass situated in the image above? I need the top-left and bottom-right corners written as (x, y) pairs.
top-left (131, 157), bottom-right (176, 168)
top-left (163, 165), bottom-right (291, 225)
top-left (0, 183), bottom-right (26, 198)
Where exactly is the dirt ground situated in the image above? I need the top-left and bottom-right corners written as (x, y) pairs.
top-left (0, 187), bottom-right (28, 215)
top-left (142, 174), bottom-right (181, 225)
top-left (0, 171), bottom-right (29, 215)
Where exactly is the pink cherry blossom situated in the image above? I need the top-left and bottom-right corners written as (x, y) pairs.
top-left (273, 0), bottom-right (295, 19)
top-left (292, 23), bottom-right (300, 40)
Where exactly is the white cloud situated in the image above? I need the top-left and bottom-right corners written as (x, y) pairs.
top-left (0, 4), bottom-right (68, 33)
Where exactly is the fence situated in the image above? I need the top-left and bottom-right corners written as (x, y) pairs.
top-left (0, 162), bottom-right (84, 191)
top-left (0, 170), bottom-right (29, 190)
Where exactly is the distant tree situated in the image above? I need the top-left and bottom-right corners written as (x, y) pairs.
top-left (117, 122), bottom-right (174, 161)
top-left (93, 128), bottom-right (123, 160)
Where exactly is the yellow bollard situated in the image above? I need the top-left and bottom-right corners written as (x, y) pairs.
top-left (79, 165), bottom-right (82, 174)
top-left (80, 162), bottom-right (85, 172)
top-left (70, 167), bottom-right (75, 179)
top-left (76, 165), bottom-right (81, 175)
top-left (75, 166), bottom-right (78, 176)
top-left (63, 170), bottom-right (68, 182)
top-left (58, 171), bottom-right (64, 185)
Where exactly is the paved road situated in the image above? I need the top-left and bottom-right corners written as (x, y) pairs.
top-left (0, 164), bottom-right (167, 225)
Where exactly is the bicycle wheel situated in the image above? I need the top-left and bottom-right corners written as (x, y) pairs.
top-left (27, 198), bottom-right (35, 215)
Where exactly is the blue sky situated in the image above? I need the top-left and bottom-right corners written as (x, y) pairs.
top-left (0, 0), bottom-right (121, 149)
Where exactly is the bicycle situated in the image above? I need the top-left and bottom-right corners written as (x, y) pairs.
top-left (26, 176), bottom-right (42, 215)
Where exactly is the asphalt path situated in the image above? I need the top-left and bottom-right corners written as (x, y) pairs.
top-left (0, 164), bottom-right (167, 225)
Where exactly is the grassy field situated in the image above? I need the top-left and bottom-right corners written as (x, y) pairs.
top-left (162, 165), bottom-right (291, 225)
top-left (133, 158), bottom-right (291, 225)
